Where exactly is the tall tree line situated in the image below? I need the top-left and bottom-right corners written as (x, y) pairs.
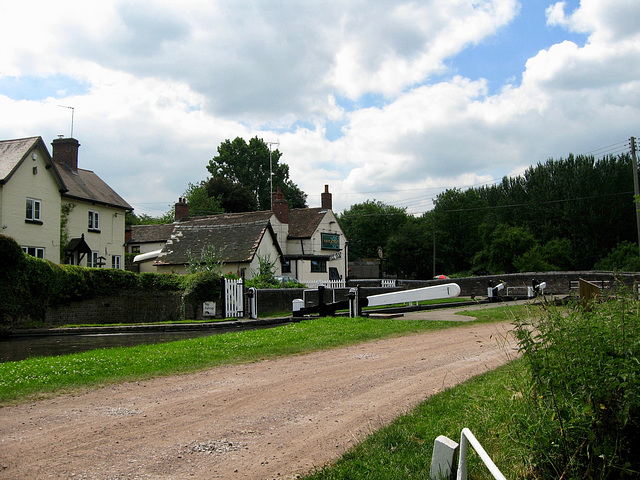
top-left (338, 153), bottom-right (639, 278)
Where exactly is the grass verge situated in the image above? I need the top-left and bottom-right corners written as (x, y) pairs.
top-left (0, 303), bottom-right (534, 407)
top-left (302, 358), bottom-right (528, 480)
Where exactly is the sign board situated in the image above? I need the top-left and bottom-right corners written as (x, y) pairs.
top-left (321, 232), bottom-right (340, 250)
top-left (203, 301), bottom-right (216, 317)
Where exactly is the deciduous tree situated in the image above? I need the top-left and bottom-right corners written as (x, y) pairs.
top-left (207, 137), bottom-right (307, 210)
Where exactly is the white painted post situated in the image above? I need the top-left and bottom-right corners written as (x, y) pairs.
top-left (430, 435), bottom-right (459, 480)
top-left (457, 428), bottom-right (506, 480)
top-left (348, 287), bottom-right (359, 317)
top-left (247, 287), bottom-right (258, 319)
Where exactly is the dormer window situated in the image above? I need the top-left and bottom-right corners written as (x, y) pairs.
top-left (88, 210), bottom-right (100, 232)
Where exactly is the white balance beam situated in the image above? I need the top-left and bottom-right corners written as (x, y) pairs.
top-left (366, 283), bottom-right (461, 307)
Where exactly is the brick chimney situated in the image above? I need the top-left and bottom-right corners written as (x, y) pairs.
top-left (272, 187), bottom-right (289, 223)
top-left (52, 137), bottom-right (80, 172)
top-left (175, 197), bottom-right (190, 221)
top-left (321, 184), bottom-right (332, 210)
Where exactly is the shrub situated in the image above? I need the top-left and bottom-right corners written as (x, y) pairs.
top-left (245, 254), bottom-right (279, 289)
top-left (182, 271), bottom-right (223, 310)
top-left (0, 234), bottom-right (25, 270)
top-left (138, 272), bottom-right (184, 291)
top-left (0, 237), bottom-right (210, 329)
top-left (594, 241), bottom-right (640, 272)
top-left (513, 291), bottom-right (640, 478)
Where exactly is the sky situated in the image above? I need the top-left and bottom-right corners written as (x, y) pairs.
top-left (2, 0), bottom-right (640, 217)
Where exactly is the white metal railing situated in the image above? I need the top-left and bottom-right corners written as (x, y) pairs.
top-left (457, 428), bottom-right (506, 480)
top-left (305, 280), bottom-right (346, 289)
top-left (505, 286), bottom-right (527, 296)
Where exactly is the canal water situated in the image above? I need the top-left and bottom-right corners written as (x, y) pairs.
top-left (0, 324), bottom-right (285, 363)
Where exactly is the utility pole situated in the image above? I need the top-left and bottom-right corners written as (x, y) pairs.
top-left (432, 222), bottom-right (436, 278)
top-left (631, 137), bottom-right (640, 255)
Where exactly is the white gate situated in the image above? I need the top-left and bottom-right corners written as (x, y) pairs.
top-left (224, 278), bottom-right (244, 318)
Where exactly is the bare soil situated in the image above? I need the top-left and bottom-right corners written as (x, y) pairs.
top-left (0, 318), bottom-right (517, 480)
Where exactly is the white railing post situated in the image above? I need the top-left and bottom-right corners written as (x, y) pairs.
top-left (456, 428), bottom-right (506, 480)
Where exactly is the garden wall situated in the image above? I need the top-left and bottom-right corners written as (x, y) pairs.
top-left (14, 270), bottom-right (640, 328)
top-left (43, 291), bottom-right (198, 327)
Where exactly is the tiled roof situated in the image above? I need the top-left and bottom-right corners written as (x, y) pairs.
top-left (0, 137), bottom-right (64, 187)
top-left (288, 208), bottom-right (327, 238)
top-left (56, 163), bottom-right (132, 210)
top-left (154, 211), bottom-right (278, 266)
top-left (128, 224), bottom-right (177, 244)
top-left (1, 136), bottom-right (131, 211)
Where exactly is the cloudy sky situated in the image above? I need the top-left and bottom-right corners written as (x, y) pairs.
top-left (2, 0), bottom-right (640, 216)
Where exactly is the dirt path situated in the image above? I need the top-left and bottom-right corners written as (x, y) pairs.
top-left (0, 320), bottom-right (517, 480)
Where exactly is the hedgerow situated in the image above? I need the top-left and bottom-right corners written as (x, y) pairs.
top-left (513, 290), bottom-right (640, 479)
top-left (0, 234), bottom-right (221, 330)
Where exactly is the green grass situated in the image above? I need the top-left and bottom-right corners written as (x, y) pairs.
top-left (58, 318), bottom-right (237, 328)
top-left (0, 316), bottom-right (439, 405)
top-left (302, 359), bottom-right (529, 480)
top-left (457, 303), bottom-right (544, 322)
top-left (0, 304), bottom-right (528, 407)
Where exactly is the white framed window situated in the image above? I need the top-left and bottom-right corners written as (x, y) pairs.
top-left (26, 198), bottom-right (42, 222)
top-left (112, 255), bottom-right (121, 269)
top-left (88, 210), bottom-right (100, 231)
top-left (87, 251), bottom-right (99, 268)
top-left (22, 246), bottom-right (45, 259)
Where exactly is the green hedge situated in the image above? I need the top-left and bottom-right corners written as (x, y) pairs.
top-left (0, 234), bottom-right (222, 330)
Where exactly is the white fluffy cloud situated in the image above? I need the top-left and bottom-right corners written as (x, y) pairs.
top-left (2, 0), bottom-right (640, 216)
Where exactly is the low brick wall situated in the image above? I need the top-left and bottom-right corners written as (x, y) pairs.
top-left (253, 286), bottom-right (399, 316)
top-left (253, 271), bottom-right (640, 315)
top-left (29, 271), bottom-right (640, 327)
top-left (44, 291), bottom-right (197, 327)
top-left (349, 271), bottom-right (640, 297)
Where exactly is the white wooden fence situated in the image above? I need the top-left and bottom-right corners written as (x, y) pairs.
top-left (224, 277), bottom-right (244, 318)
top-left (305, 280), bottom-right (346, 289)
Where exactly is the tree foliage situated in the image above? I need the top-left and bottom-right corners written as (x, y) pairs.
top-left (204, 176), bottom-right (257, 213)
top-left (337, 200), bottom-right (409, 261)
top-left (207, 137), bottom-right (307, 210)
top-left (341, 153), bottom-right (638, 278)
top-left (183, 181), bottom-right (224, 216)
top-left (594, 241), bottom-right (640, 271)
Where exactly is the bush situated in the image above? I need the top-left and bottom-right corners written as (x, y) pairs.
top-left (595, 241), bottom-right (640, 272)
top-left (138, 272), bottom-right (184, 291)
top-left (182, 271), bottom-right (223, 312)
top-left (0, 234), bottom-right (25, 270)
top-left (0, 236), bottom-right (214, 329)
top-left (513, 291), bottom-right (640, 478)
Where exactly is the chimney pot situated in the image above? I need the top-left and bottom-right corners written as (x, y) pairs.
top-left (272, 187), bottom-right (289, 223)
top-left (175, 198), bottom-right (190, 221)
top-left (52, 137), bottom-right (80, 172)
top-left (321, 185), bottom-right (332, 210)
